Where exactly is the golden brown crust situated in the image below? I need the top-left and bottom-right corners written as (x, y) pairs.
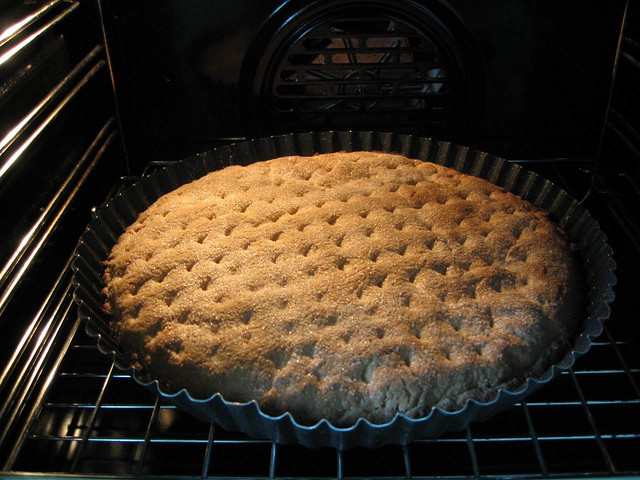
top-left (102, 152), bottom-right (582, 426)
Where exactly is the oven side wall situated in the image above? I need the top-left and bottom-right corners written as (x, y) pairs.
top-left (0, 0), bottom-right (124, 457)
top-left (595, 0), bottom-right (640, 345)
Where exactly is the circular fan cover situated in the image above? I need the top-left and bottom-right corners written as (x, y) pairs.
top-left (243, 1), bottom-right (483, 138)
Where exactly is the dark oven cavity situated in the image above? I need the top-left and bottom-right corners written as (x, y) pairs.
top-left (0, 0), bottom-right (639, 478)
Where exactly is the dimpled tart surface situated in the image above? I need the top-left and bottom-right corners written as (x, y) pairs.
top-left (102, 151), bottom-right (582, 426)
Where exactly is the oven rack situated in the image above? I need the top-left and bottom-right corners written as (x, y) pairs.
top-left (0, 159), bottom-right (639, 478)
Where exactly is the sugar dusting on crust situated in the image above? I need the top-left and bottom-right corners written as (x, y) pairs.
top-left (102, 152), bottom-right (583, 426)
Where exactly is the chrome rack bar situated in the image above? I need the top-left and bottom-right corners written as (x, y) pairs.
top-left (0, 45), bottom-right (103, 159)
top-left (0, 1), bottom-right (79, 68)
top-left (2, 303), bottom-right (82, 471)
top-left (0, 280), bottom-right (74, 429)
top-left (402, 444), bottom-right (412, 479)
top-left (135, 396), bottom-right (161, 477)
top-left (0, 58), bottom-right (106, 182)
top-left (0, 0), bottom-right (66, 49)
top-left (521, 399), bottom-right (548, 476)
top-left (0, 116), bottom-right (115, 318)
top-left (569, 369), bottom-right (616, 473)
top-left (70, 360), bottom-right (116, 473)
top-left (0, 119), bottom-right (117, 388)
top-left (465, 426), bottom-right (480, 478)
top-left (268, 441), bottom-right (277, 479)
top-left (604, 324), bottom-right (640, 398)
top-left (201, 422), bottom-right (216, 479)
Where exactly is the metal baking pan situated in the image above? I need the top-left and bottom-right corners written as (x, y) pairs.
top-left (71, 131), bottom-right (616, 449)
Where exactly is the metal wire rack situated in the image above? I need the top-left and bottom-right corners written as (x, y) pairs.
top-left (1, 160), bottom-right (639, 479)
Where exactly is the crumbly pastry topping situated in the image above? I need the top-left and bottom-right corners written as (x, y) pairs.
top-left (103, 152), bottom-right (582, 426)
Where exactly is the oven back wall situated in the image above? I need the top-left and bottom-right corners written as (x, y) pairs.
top-left (103, 0), bottom-right (623, 170)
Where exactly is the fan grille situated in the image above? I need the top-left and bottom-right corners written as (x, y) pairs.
top-left (267, 16), bottom-right (453, 133)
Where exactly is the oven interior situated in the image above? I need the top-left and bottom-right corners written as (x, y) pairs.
top-left (0, 0), bottom-right (639, 477)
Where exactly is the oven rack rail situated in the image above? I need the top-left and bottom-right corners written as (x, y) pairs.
top-left (7, 336), bottom-right (640, 478)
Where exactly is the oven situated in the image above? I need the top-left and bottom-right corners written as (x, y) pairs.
top-left (0, 0), bottom-right (638, 477)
